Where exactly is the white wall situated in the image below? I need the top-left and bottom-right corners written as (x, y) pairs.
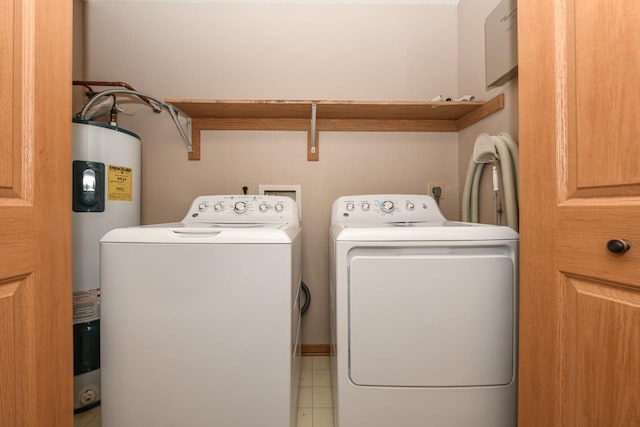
top-left (83, 1), bottom-right (461, 345)
top-left (457, 0), bottom-right (518, 225)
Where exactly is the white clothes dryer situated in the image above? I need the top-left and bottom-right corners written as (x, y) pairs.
top-left (100, 195), bottom-right (302, 427)
top-left (329, 194), bottom-right (518, 427)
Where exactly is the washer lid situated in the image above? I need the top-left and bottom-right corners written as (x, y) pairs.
top-left (101, 222), bottom-right (299, 244)
top-left (332, 221), bottom-right (519, 242)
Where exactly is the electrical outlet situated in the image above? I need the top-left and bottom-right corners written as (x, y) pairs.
top-left (428, 182), bottom-right (445, 199)
top-left (241, 183), bottom-right (251, 195)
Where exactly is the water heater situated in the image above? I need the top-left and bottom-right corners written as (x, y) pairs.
top-left (72, 119), bottom-right (141, 412)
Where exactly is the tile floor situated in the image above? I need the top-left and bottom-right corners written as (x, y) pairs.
top-left (74, 405), bottom-right (101, 427)
top-left (297, 356), bottom-right (334, 427)
top-left (74, 356), bottom-right (333, 427)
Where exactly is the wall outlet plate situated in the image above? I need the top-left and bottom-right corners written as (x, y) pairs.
top-left (258, 184), bottom-right (302, 220)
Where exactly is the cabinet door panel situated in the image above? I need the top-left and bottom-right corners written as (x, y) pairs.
top-left (519, 0), bottom-right (640, 426)
top-left (563, 277), bottom-right (640, 426)
top-left (574, 1), bottom-right (640, 189)
top-left (0, 0), bottom-right (73, 424)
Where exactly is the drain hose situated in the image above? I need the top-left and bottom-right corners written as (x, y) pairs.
top-left (462, 133), bottom-right (519, 230)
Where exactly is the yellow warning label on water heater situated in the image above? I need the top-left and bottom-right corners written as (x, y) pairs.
top-left (107, 165), bottom-right (133, 201)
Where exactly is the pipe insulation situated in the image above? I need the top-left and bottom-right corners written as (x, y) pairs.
top-left (461, 132), bottom-right (519, 230)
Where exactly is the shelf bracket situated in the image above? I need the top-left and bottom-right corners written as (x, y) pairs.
top-left (307, 103), bottom-right (319, 161)
top-left (188, 123), bottom-right (201, 161)
top-left (310, 103), bottom-right (317, 154)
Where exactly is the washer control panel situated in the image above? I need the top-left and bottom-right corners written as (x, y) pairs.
top-left (183, 195), bottom-right (299, 224)
top-left (331, 194), bottom-right (445, 224)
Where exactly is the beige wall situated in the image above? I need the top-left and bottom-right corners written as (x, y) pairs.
top-left (457, 0), bottom-right (519, 225)
top-left (83, 1), bottom-right (462, 345)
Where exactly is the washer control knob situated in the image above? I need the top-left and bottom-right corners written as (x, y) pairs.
top-left (380, 200), bottom-right (395, 213)
top-left (198, 203), bottom-right (208, 212)
top-left (406, 201), bottom-right (415, 211)
top-left (362, 202), bottom-right (370, 211)
top-left (259, 203), bottom-right (269, 213)
top-left (213, 203), bottom-right (224, 212)
top-left (234, 201), bottom-right (247, 214)
top-left (275, 203), bottom-right (284, 213)
top-left (346, 202), bottom-right (355, 211)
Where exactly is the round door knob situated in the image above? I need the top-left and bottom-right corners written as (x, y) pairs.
top-left (607, 239), bottom-right (631, 254)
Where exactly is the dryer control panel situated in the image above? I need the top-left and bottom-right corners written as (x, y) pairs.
top-left (331, 194), bottom-right (446, 224)
top-left (182, 195), bottom-right (299, 224)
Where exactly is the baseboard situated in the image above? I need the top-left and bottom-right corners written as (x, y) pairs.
top-left (301, 344), bottom-right (330, 356)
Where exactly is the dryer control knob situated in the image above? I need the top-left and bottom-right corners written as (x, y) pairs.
top-left (406, 202), bottom-right (415, 211)
top-left (213, 203), bottom-right (224, 212)
top-left (198, 203), bottom-right (208, 212)
top-left (259, 203), bottom-right (269, 213)
top-left (234, 201), bottom-right (247, 214)
top-left (346, 202), bottom-right (355, 211)
top-left (362, 202), bottom-right (370, 211)
top-left (275, 203), bottom-right (284, 213)
top-left (380, 200), bottom-right (395, 213)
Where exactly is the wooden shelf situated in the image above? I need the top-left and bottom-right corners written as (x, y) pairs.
top-left (167, 94), bottom-right (504, 161)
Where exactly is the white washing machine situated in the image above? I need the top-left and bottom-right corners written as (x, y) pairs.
top-left (329, 194), bottom-right (518, 427)
top-left (100, 195), bottom-right (302, 427)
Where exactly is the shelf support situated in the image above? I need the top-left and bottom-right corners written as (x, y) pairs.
top-left (188, 123), bottom-right (201, 160)
top-left (308, 103), bottom-right (319, 161)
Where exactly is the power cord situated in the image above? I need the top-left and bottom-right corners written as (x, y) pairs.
top-left (432, 186), bottom-right (442, 205)
top-left (300, 282), bottom-right (311, 315)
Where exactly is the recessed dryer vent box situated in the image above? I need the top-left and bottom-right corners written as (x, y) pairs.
top-left (258, 184), bottom-right (302, 220)
top-left (485, 0), bottom-right (518, 89)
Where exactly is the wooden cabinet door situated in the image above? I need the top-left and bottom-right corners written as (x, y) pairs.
top-left (519, 1), bottom-right (640, 426)
top-left (0, 0), bottom-right (73, 425)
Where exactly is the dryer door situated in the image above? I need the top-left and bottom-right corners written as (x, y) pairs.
top-left (348, 244), bottom-right (516, 387)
